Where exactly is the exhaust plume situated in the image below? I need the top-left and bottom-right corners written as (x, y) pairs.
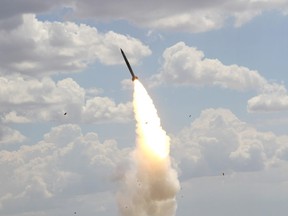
top-left (118, 80), bottom-right (180, 216)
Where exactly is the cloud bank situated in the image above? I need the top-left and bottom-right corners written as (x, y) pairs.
top-left (73, 0), bottom-right (288, 32)
top-left (172, 108), bottom-right (288, 179)
top-left (151, 42), bottom-right (288, 112)
top-left (0, 124), bottom-right (128, 215)
top-left (1, 109), bottom-right (288, 215)
top-left (1, 0), bottom-right (288, 33)
top-left (0, 76), bottom-right (132, 124)
top-left (0, 14), bottom-right (151, 77)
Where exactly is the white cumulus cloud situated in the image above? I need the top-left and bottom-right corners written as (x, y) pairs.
top-left (0, 124), bottom-right (129, 215)
top-left (152, 42), bottom-right (267, 91)
top-left (0, 75), bottom-right (132, 124)
top-left (152, 42), bottom-right (288, 112)
top-left (171, 108), bottom-right (288, 179)
top-left (0, 14), bottom-right (151, 77)
top-left (0, 124), bottom-right (26, 145)
top-left (247, 83), bottom-right (288, 112)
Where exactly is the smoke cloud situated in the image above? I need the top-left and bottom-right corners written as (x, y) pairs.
top-left (118, 80), bottom-right (179, 216)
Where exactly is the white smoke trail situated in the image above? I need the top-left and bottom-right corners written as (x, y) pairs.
top-left (118, 80), bottom-right (179, 216)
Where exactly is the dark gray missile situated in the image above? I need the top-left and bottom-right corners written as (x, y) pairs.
top-left (120, 48), bottom-right (138, 81)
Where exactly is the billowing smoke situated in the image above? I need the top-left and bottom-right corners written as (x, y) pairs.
top-left (118, 80), bottom-right (180, 216)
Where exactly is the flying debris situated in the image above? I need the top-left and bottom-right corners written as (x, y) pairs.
top-left (120, 48), bottom-right (138, 81)
top-left (64, 112), bottom-right (67, 115)
top-left (222, 173), bottom-right (225, 176)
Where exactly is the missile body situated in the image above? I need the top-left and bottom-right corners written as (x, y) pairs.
top-left (120, 49), bottom-right (138, 81)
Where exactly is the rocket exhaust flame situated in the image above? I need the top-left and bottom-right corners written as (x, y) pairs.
top-left (118, 79), bottom-right (180, 216)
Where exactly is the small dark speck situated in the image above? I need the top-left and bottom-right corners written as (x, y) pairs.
top-left (64, 112), bottom-right (67, 115)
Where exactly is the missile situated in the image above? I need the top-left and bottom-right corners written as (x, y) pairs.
top-left (120, 48), bottom-right (138, 81)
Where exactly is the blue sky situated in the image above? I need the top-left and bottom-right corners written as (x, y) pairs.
top-left (1, 1), bottom-right (288, 216)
